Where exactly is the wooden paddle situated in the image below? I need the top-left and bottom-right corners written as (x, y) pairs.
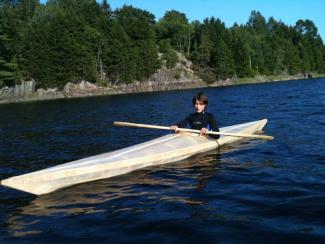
top-left (114, 121), bottom-right (274, 140)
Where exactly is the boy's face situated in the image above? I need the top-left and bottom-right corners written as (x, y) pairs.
top-left (194, 100), bottom-right (206, 113)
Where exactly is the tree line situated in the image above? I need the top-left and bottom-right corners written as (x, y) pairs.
top-left (0, 0), bottom-right (324, 89)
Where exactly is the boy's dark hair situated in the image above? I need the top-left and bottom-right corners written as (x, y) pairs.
top-left (192, 92), bottom-right (208, 106)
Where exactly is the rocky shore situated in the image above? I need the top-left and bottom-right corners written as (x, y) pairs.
top-left (0, 52), bottom-right (322, 104)
top-left (0, 53), bottom-right (206, 104)
top-left (0, 73), bottom-right (319, 104)
top-left (0, 71), bottom-right (205, 104)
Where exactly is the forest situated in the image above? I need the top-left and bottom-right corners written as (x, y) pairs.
top-left (0, 0), bottom-right (324, 89)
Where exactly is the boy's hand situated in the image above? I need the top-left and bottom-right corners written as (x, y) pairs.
top-left (170, 125), bottom-right (179, 132)
top-left (200, 128), bottom-right (208, 135)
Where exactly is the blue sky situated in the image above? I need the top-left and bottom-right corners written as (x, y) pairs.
top-left (40, 0), bottom-right (325, 41)
top-left (108, 0), bottom-right (325, 41)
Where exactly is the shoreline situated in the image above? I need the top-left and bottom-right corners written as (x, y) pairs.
top-left (0, 74), bottom-right (324, 105)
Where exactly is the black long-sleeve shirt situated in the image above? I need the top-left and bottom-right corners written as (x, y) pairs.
top-left (176, 111), bottom-right (220, 139)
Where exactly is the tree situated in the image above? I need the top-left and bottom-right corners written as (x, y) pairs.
top-left (0, 1), bottom-right (21, 86)
top-left (115, 5), bottom-right (159, 82)
top-left (22, 0), bottom-right (100, 88)
top-left (211, 39), bottom-right (234, 79)
top-left (0, 34), bottom-right (18, 87)
top-left (247, 10), bottom-right (267, 34)
top-left (101, 0), bottom-right (111, 18)
top-left (285, 44), bottom-right (301, 75)
top-left (232, 34), bottom-right (253, 77)
top-left (197, 33), bottom-right (213, 67)
top-left (1, 2), bottom-right (325, 89)
top-left (158, 39), bottom-right (178, 69)
top-left (157, 10), bottom-right (192, 53)
top-left (294, 19), bottom-right (324, 72)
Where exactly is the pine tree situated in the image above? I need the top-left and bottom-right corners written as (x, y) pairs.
top-left (115, 5), bottom-right (159, 82)
top-left (212, 39), bottom-right (234, 79)
top-left (0, 4), bottom-right (19, 87)
top-left (247, 10), bottom-right (267, 35)
top-left (157, 10), bottom-right (192, 53)
top-left (22, 0), bottom-right (99, 88)
top-left (197, 33), bottom-right (212, 66)
top-left (231, 33), bottom-right (253, 78)
top-left (1, 2), bottom-right (325, 89)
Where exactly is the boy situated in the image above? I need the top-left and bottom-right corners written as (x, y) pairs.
top-left (171, 92), bottom-right (220, 139)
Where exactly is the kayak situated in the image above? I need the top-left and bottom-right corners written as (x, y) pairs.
top-left (1, 119), bottom-right (268, 195)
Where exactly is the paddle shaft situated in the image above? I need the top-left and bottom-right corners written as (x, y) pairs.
top-left (114, 121), bottom-right (274, 140)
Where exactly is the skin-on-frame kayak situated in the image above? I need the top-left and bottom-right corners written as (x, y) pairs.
top-left (1, 119), bottom-right (269, 195)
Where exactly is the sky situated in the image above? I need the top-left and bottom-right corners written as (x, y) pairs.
top-left (108, 0), bottom-right (325, 41)
top-left (40, 0), bottom-right (325, 41)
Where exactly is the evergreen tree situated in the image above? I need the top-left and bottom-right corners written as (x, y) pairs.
top-left (0, 1), bottom-right (20, 86)
top-left (157, 10), bottom-right (192, 53)
top-left (22, 0), bottom-right (99, 88)
top-left (247, 10), bottom-right (267, 35)
top-left (0, 33), bottom-right (18, 87)
top-left (231, 30), bottom-right (253, 77)
top-left (1, 2), bottom-right (325, 89)
top-left (285, 44), bottom-right (301, 75)
top-left (211, 39), bottom-right (234, 79)
top-left (158, 39), bottom-right (178, 69)
top-left (197, 33), bottom-right (213, 67)
top-left (115, 5), bottom-right (159, 82)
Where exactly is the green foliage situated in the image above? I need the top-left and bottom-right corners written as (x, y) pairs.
top-left (113, 5), bottom-right (160, 82)
top-left (174, 70), bottom-right (181, 80)
top-left (0, 1), bottom-right (324, 89)
top-left (211, 39), bottom-right (235, 79)
top-left (232, 35), bottom-right (254, 77)
top-left (0, 49), bottom-right (17, 87)
top-left (190, 12), bottom-right (325, 80)
top-left (0, 24), bottom-right (18, 86)
top-left (285, 44), bottom-right (301, 75)
top-left (22, 0), bottom-right (100, 88)
top-left (247, 11), bottom-right (267, 34)
top-left (157, 10), bottom-right (192, 53)
top-left (158, 39), bottom-right (178, 69)
top-left (165, 49), bottom-right (178, 69)
top-left (197, 33), bottom-right (213, 66)
top-left (197, 67), bottom-right (216, 84)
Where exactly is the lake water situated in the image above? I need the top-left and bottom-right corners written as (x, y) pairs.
top-left (0, 78), bottom-right (324, 243)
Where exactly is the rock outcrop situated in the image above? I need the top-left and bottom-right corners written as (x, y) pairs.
top-left (0, 53), bottom-right (206, 103)
top-left (37, 88), bottom-right (63, 99)
top-left (0, 80), bottom-right (36, 98)
top-left (121, 68), bottom-right (203, 93)
top-left (120, 52), bottom-right (204, 93)
top-left (63, 80), bottom-right (108, 97)
top-left (14, 80), bottom-right (36, 96)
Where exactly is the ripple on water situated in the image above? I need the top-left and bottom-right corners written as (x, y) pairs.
top-left (1, 78), bottom-right (325, 242)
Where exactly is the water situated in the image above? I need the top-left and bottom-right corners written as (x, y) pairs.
top-left (0, 78), bottom-right (324, 243)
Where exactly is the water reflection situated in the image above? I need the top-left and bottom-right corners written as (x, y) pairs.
top-left (12, 151), bottom-right (221, 216)
top-left (1, 78), bottom-right (324, 242)
top-left (3, 138), bottom-right (267, 238)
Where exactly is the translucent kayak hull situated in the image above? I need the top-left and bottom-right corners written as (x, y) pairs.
top-left (1, 119), bottom-right (268, 195)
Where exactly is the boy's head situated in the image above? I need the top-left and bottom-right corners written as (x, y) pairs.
top-left (192, 92), bottom-right (208, 113)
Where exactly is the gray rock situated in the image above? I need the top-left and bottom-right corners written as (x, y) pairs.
top-left (37, 88), bottom-right (62, 99)
top-left (14, 80), bottom-right (36, 97)
top-left (63, 80), bottom-right (108, 97)
top-left (0, 86), bottom-right (14, 97)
